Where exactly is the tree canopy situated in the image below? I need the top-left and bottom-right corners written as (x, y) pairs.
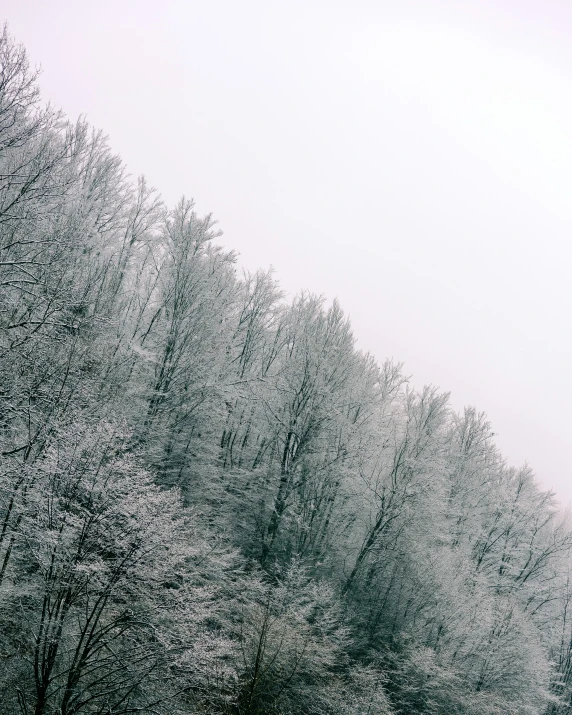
top-left (1, 25), bottom-right (570, 714)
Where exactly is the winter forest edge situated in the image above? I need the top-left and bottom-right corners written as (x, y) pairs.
top-left (0, 26), bottom-right (571, 715)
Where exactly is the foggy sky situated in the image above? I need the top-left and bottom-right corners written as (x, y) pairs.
top-left (5, 1), bottom-right (572, 503)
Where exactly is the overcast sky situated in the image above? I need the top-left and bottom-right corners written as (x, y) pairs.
top-left (5, 0), bottom-right (572, 503)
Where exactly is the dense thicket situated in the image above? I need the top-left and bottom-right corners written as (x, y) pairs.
top-left (1, 27), bottom-right (571, 714)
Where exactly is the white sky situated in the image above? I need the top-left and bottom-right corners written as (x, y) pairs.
top-left (5, 0), bottom-right (572, 504)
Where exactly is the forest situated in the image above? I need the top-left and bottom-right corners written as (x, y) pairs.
top-left (1, 25), bottom-right (572, 714)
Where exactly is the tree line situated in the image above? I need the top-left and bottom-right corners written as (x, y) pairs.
top-left (1, 26), bottom-right (571, 714)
